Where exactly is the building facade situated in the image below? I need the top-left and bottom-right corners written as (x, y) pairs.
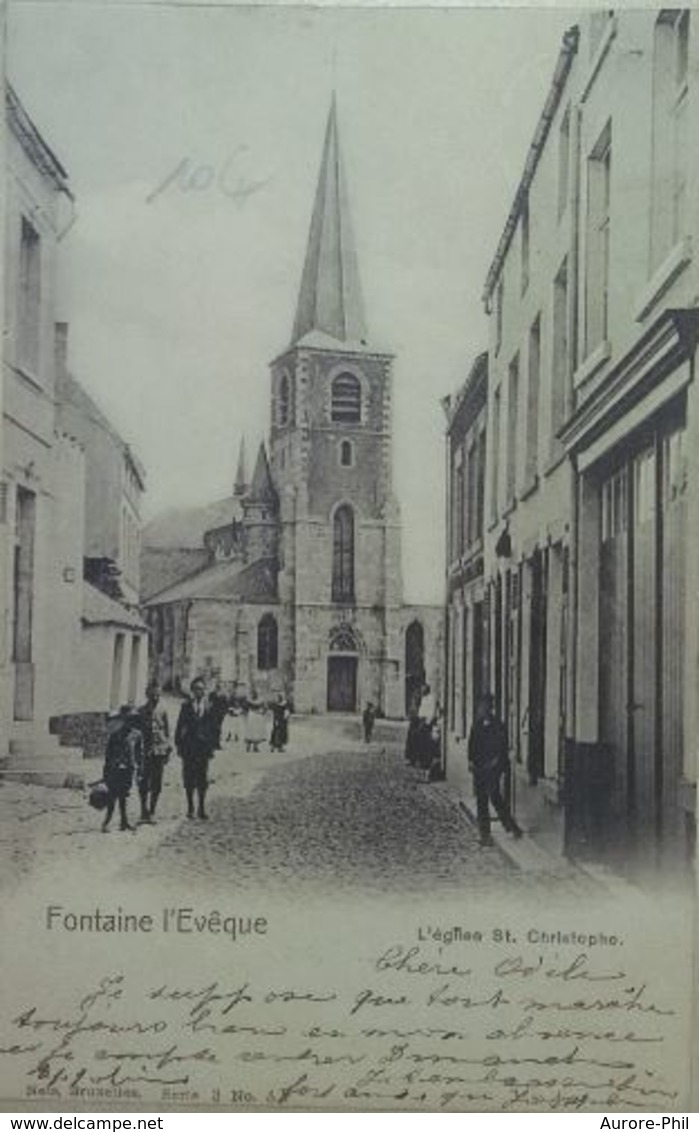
top-left (446, 10), bottom-right (699, 868)
top-left (443, 353), bottom-right (488, 761)
top-left (146, 102), bottom-right (443, 716)
top-left (55, 323), bottom-right (146, 606)
top-left (1, 82), bottom-right (77, 757)
top-left (1, 85), bottom-right (148, 769)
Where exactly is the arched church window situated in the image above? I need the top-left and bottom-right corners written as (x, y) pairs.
top-left (279, 374), bottom-right (291, 427)
top-left (331, 373), bottom-right (361, 424)
top-left (257, 614), bottom-right (278, 670)
top-left (332, 504), bottom-right (355, 603)
top-left (339, 439), bottom-right (354, 468)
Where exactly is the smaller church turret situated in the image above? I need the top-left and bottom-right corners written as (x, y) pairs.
top-left (233, 437), bottom-right (247, 497)
top-left (242, 442), bottom-right (279, 563)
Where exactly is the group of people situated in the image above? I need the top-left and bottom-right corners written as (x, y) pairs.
top-left (100, 682), bottom-right (171, 832)
top-left (98, 680), bottom-right (294, 831)
top-left (405, 683), bottom-right (443, 783)
top-left (404, 683), bottom-right (523, 847)
top-left (227, 692), bottom-right (292, 754)
top-left (101, 674), bottom-right (522, 850)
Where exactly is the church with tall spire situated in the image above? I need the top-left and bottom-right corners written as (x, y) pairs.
top-left (143, 102), bottom-right (442, 715)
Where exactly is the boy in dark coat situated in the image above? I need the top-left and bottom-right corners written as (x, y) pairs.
top-left (468, 692), bottom-right (522, 847)
top-left (102, 706), bottom-right (143, 832)
top-left (175, 677), bottom-right (218, 820)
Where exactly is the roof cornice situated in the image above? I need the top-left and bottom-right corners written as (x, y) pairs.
top-left (482, 25), bottom-right (579, 304)
top-left (6, 82), bottom-right (73, 198)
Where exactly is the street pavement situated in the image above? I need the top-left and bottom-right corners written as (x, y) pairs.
top-left (0, 716), bottom-right (603, 902)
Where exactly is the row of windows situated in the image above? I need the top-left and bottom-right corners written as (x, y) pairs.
top-left (495, 10), bottom-right (691, 367)
top-left (277, 371), bottom-right (364, 427)
top-left (450, 428), bottom-right (486, 561)
top-left (490, 260), bottom-right (569, 520)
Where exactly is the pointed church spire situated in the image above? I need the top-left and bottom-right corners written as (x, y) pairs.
top-left (291, 97), bottom-right (368, 347)
top-left (234, 437), bottom-right (247, 496)
top-left (247, 442), bottom-right (277, 505)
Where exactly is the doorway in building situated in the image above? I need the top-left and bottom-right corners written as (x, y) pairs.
top-left (327, 656), bottom-right (358, 712)
top-left (528, 549), bottom-right (548, 784)
top-left (13, 487), bottom-right (36, 721)
top-left (404, 619), bottom-right (425, 717)
top-left (598, 405), bottom-right (687, 858)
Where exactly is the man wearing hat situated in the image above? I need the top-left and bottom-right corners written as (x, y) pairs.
top-left (468, 692), bottom-right (523, 847)
top-left (174, 676), bottom-right (218, 820)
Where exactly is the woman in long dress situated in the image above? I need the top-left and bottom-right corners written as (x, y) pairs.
top-left (245, 693), bottom-right (267, 752)
top-left (270, 694), bottom-right (291, 752)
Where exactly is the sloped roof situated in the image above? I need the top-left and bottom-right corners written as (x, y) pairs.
top-left (140, 546), bottom-right (208, 603)
top-left (291, 98), bottom-right (368, 348)
top-left (82, 583), bottom-right (147, 630)
top-left (57, 370), bottom-right (146, 488)
top-left (143, 496), bottom-right (241, 551)
top-left (6, 82), bottom-right (72, 196)
top-left (145, 556), bottom-right (278, 607)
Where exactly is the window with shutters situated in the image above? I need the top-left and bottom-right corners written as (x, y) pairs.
top-left (585, 123), bottom-right (612, 355)
top-left (331, 373), bottom-right (361, 424)
top-left (18, 217), bottom-right (41, 375)
top-left (278, 373), bottom-right (291, 427)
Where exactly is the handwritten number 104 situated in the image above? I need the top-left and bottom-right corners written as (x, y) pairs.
top-left (147, 149), bottom-right (269, 206)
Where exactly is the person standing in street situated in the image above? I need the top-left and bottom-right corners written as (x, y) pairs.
top-left (415, 683), bottom-right (442, 782)
top-left (175, 676), bottom-right (217, 820)
top-left (270, 693), bottom-right (291, 752)
top-left (101, 705), bottom-right (143, 833)
top-left (137, 682), bottom-right (171, 823)
top-left (362, 701), bottom-right (376, 744)
top-left (208, 682), bottom-right (230, 750)
top-left (468, 692), bottom-right (522, 847)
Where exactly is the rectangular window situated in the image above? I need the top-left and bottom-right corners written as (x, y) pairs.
top-left (455, 448), bottom-right (465, 558)
top-left (551, 257), bottom-right (569, 453)
top-left (466, 442), bottom-right (477, 548)
top-left (525, 316), bottom-right (541, 487)
top-left (601, 467), bottom-right (628, 543)
top-left (506, 354), bottom-right (519, 506)
top-left (490, 387), bottom-right (501, 523)
top-left (558, 106), bottom-right (571, 220)
top-left (585, 123), bottom-right (611, 355)
top-left (18, 217), bottom-right (41, 375)
top-left (475, 430), bottom-right (486, 543)
top-left (521, 201), bottom-right (530, 295)
top-left (651, 11), bottom-right (690, 270)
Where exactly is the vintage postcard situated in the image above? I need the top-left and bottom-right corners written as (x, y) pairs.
top-left (0, 0), bottom-right (697, 1114)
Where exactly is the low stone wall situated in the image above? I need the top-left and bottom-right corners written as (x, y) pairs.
top-left (49, 711), bottom-right (109, 761)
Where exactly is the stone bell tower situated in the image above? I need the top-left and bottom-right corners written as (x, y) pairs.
top-left (268, 98), bottom-right (404, 715)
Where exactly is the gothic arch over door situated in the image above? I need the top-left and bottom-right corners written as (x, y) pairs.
top-left (327, 623), bottom-right (361, 713)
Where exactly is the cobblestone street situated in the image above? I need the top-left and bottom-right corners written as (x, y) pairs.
top-left (1, 718), bottom-right (603, 902)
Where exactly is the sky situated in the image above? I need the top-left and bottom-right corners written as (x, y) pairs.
top-left (7, 1), bottom-right (574, 602)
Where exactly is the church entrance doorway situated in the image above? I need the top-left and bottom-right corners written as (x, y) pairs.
top-left (327, 656), bottom-right (357, 712)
